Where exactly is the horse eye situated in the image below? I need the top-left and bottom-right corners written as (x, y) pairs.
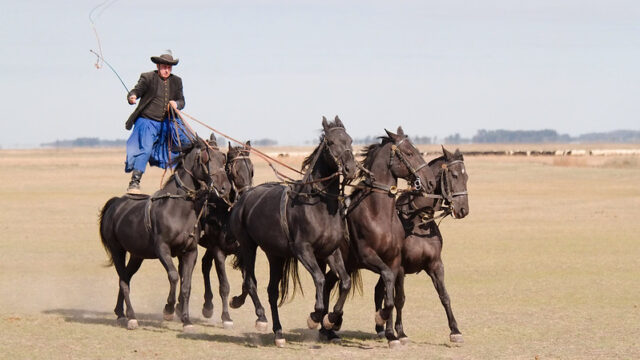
top-left (452, 172), bottom-right (459, 178)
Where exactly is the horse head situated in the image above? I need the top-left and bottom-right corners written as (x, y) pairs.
top-left (185, 135), bottom-right (231, 199)
top-left (439, 146), bottom-right (469, 218)
top-left (226, 141), bottom-right (254, 196)
top-left (321, 116), bottom-right (357, 181)
top-left (384, 127), bottom-right (436, 194)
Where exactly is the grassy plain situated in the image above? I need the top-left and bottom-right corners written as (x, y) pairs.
top-left (0, 145), bottom-right (639, 359)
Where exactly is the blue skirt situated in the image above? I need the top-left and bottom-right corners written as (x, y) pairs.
top-left (125, 117), bottom-right (192, 172)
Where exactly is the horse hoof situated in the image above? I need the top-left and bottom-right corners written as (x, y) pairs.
top-left (183, 324), bottom-right (196, 333)
top-left (374, 311), bottom-right (385, 326)
top-left (255, 321), bottom-right (268, 332)
top-left (450, 333), bottom-right (464, 343)
top-left (399, 337), bottom-right (410, 345)
top-left (330, 337), bottom-right (342, 345)
top-left (116, 317), bottom-right (128, 327)
top-left (163, 313), bottom-right (174, 321)
top-left (229, 297), bottom-right (243, 309)
top-left (307, 315), bottom-right (319, 329)
top-left (127, 319), bottom-right (138, 330)
top-left (274, 338), bottom-right (286, 348)
top-left (322, 314), bottom-right (334, 330)
top-left (388, 340), bottom-right (402, 349)
top-left (202, 307), bottom-right (213, 319)
top-left (222, 321), bottom-right (234, 330)
top-left (376, 331), bottom-right (386, 339)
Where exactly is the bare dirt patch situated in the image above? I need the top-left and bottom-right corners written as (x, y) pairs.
top-left (1, 146), bottom-right (639, 359)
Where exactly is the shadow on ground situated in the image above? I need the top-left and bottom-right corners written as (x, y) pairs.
top-left (42, 308), bottom-right (177, 331)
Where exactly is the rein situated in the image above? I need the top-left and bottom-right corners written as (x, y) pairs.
top-left (397, 158), bottom-right (468, 226)
top-left (389, 137), bottom-right (428, 191)
top-left (346, 137), bottom-right (428, 198)
top-left (175, 109), bottom-right (304, 180)
top-left (283, 130), bottom-right (349, 199)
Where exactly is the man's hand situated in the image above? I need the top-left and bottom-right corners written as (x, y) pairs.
top-left (128, 95), bottom-right (137, 105)
top-left (169, 100), bottom-right (178, 110)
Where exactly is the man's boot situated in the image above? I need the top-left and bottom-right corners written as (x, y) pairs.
top-left (127, 170), bottom-right (143, 194)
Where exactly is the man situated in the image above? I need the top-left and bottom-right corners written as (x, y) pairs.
top-left (124, 50), bottom-right (192, 194)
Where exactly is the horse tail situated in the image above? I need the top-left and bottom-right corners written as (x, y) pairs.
top-left (98, 197), bottom-right (120, 267)
top-left (231, 253), bottom-right (243, 270)
top-left (349, 268), bottom-right (363, 297)
top-left (279, 257), bottom-right (303, 306)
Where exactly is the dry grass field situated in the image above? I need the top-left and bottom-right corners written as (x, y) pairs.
top-left (1, 145), bottom-right (639, 359)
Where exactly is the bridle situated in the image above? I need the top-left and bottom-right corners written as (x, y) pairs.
top-left (438, 159), bottom-right (468, 203)
top-left (321, 126), bottom-right (354, 176)
top-left (388, 137), bottom-right (430, 192)
top-left (400, 158), bottom-right (468, 224)
top-left (180, 145), bottom-right (227, 199)
top-left (359, 137), bottom-right (429, 196)
top-left (226, 152), bottom-right (253, 195)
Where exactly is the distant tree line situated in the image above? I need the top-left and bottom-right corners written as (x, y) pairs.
top-left (40, 129), bottom-right (640, 148)
top-left (470, 129), bottom-right (640, 143)
top-left (41, 137), bottom-right (126, 148)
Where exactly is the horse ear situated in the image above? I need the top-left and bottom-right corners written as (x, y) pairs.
top-left (228, 142), bottom-right (232, 151)
top-left (396, 126), bottom-right (405, 136)
top-left (454, 148), bottom-right (463, 159)
top-left (246, 140), bottom-right (251, 147)
top-left (442, 145), bottom-right (454, 159)
top-left (334, 116), bottom-right (344, 128)
top-left (385, 128), bottom-right (398, 141)
top-left (322, 116), bottom-right (329, 130)
top-left (207, 133), bottom-right (217, 147)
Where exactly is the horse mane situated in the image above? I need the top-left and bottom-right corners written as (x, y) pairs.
top-left (301, 121), bottom-right (345, 172)
top-left (357, 136), bottom-right (394, 177)
top-left (428, 155), bottom-right (446, 168)
top-left (163, 139), bottom-right (205, 186)
top-left (428, 148), bottom-right (464, 168)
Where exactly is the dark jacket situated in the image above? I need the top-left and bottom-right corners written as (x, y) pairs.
top-left (125, 71), bottom-right (185, 130)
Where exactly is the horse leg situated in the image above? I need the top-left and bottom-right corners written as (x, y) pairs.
top-left (318, 263), bottom-right (343, 344)
top-left (212, 246), bottom-right (233, 328)
top-left (361, 252), bottom-right (399, 346)
top-left (427, 260), bottom-right (463, 343)
top-left (155, 242), bottom-right (179, 321)
top-left (266, 255), bottom-right (286, 347)
top-left (394, 268), bottom-right (409, 344)
top-left (322, 250), bottom-right (351, 333)
top-left (111, 248), bottom-right (126, 321)
top-left (177, 248), bottom-right (198, 331)
top-left (201, 248), bottom-right (215, 318)
top-left (112, 250), bottom-right (142, 330)
top-left (294, 243), bottom-right (326, 329)
top-left (373, 276), bottom-right (385, 337)
top-left (235, 241), bottom-right (268, 330)
top-left (360, 252), bottom-right (396, 326)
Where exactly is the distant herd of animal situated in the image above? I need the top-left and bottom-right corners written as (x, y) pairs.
top-left (99, 116), bottom-right (470, 348)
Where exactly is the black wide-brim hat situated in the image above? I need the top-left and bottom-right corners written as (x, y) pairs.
top-left (151, 50), bottom-right (179, 66)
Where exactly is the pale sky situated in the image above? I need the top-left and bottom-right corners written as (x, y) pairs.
top-left (2, 0), bottom-right (639, 148)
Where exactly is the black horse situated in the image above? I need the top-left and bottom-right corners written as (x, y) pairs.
top-left (99, 137), bottom-right (230, 331)
top-left (230, 116), bottom-right (358, 347)
top-left (373, 146), bottom-right (469, 344)
top-left (199, 141), bottom-right (254, 328)
top-left (320, 127), bottom-right (437, 347)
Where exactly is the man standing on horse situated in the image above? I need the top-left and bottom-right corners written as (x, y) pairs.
top-left (124, 50), bottom-right (192, 194)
